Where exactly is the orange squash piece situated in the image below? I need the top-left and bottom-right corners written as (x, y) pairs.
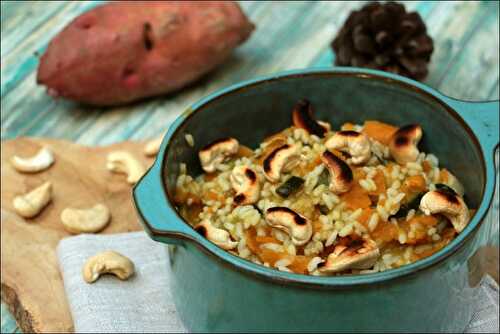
top-left (237, 145), bottom-right (254, 158)
top-left (353, 167), bottom-right (367, 181)
top-left (371, 221), bottom-right (399, 242)
top-left (313, 220), bottom-right (323, 233)
top-left (413, 227), bottom-right (456, 260)
top-left (207, 190), bottom-right (221, 201)
top-left (341, 122), bottom-right (356, 131)
top-left (174, 190), bottom-right (201, 205)
top-left (368, 170), bottom-right (386, 195)
top-left (362, 120), bottom-right (399, 146)
top-left (246, 228), bottom-right (282, 254)
top-left (422, 160), bottom-right (432, 173)
top-left (184, 203), bottom-right (203, 222)
top-left (402, 175), bottom-right (427, 194)
top-left (412, 215), bottom-right (439, 227)
top-left (439, 169), bottom-right (450, 183)
top-left (300, 154), bottom-right (322, 175)
top-left (255, 235), bottom-right (280, 244)
top-left (204, 173), bottom-right (218, 181)
top-left (245, 228), bottom-right (260, 253)
top-left (288, 255), bottom-right (313, 274)
top-left (258, 249), bottom-right (288, 266)
top-left (357, 208), bottom-right (374, 228)
top-left (340, 183), bottom-right (371, 210)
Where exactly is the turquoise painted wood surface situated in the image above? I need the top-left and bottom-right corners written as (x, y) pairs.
top-left (1, 1), bottom-right (498, 332)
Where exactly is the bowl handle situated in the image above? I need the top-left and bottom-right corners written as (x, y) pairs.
top-left (442, 98), bottom-right (499, 246)
top-left (133, 161), bottom-right (199, 245)
top-left (442, 98), bottom-right (499, 154)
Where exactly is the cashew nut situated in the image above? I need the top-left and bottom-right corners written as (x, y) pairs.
top-left (195, 220), bottom-right (238, 250)
top-left (320, 150), bottom-right (353, 194)
top-left (389, 124), bottom-right (423, 164)
top-left (440, 169), bottom-right (465, 196)
top-left (10, 147), bottom-right (54, 173)
top-left (419, 190), bottom-right (470, 233)
top-left (198, 137), bottom-right (239, 173)
top-left (83, 250), bottom-right (135, 283)
top-left (292, 99), bottom-right (330, 137)
top-left (144, 136), bottom-right (163, 157)
top-left (230, 165), bottom-right (261, 205)
top-left (318, 237), bottom-right (380, 274)
top-left (13, 181), bottom-right (52, 218)
top-left (263, 144), bottom-right (300, 182)
top-left (61, 204), bottom-right (111, 234)
top-left (107, 151), bottom-right (145, 184)
top-left (265, 207), bottom-right (312, 246)
top-left (325, 130), bottom-right (371, 165)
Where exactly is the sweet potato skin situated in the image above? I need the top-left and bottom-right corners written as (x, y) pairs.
top-left (37, 1), bottom-right (254, 106)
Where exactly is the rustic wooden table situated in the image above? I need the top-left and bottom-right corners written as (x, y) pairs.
top-left (1, 1), bottom-right (499, 332)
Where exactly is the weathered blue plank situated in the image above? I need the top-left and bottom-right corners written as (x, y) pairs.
top-left (488, 79), bottom-right (499, 99)
top-left (1, 1), bottom-right (68, 58)
top-left (437, 3), bottom-right (500, 100)
top-left (1, 2), bottom-right (499, 332)
top-left (426, 1), bottom-right (494, 87)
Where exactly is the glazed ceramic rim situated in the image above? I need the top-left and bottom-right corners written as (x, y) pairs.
top-left (148, 67), bottom-right (497, 287)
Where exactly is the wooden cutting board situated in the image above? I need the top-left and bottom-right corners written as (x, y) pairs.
top-left (1, 137), bottom-right (155, 333)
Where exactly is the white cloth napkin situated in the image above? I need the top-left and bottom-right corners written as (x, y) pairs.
top-left (57, 232), bottom-right (499, 333)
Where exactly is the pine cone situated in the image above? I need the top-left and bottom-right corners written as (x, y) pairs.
top-left (332, 1), bottom-right (434, 81)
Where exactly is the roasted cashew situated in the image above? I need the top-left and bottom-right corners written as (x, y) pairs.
top-left (230, 165), bottom-right (261, 205)
top-left (107, 151), bottom-right (145, 184)
top-left (83, 250), bottom-right (135, 283)
top-left (325, 130), bottom-right (371, 165)
top-left (143, 136), bottom-right (163, 157)
top-left (61, 204), bottom-right (111, 234)
top-left (265, 207), bottom-right (312, 246)
top-left (320, 150), bottom-right (353, 194)
top-left (318, 237), bottom-right (379, 274)
top-left (292, 99), bottom-right (330, 137)
top-left (440, 169), bottom-right (465, 196)
top-left (195, 220), bottom-right (238, 250)
top-left (11, 147), bottom-right (54, 173)
top-left (198, 137), bottom-right (239, 173)
top-left (389, 124), bottom-right (423, 164)
top-left (13, 181), bottom-right (52, 218)
top-left (263, 144), bottom-right (300, 182)
top-left (419, 189), bottom-right (470, 232)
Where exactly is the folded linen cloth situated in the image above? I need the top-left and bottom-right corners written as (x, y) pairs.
top-left (57, 231), bottom-right (499, 333)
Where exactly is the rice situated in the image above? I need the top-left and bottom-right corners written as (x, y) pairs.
top-left (307, 257), bottom-right (324, 272)
top-left (185, 133), bottom-right (195, 147)
top-left (406, 209), bottom-right (416, 221)
top-left (261, 243), bottom-right (283, 252)
top-left (325, 230), bottom-right (338, 247)
top-left (274, 258), bottom-right (292, 269)
top-left (368, 213), bottom-right (379, 232)
top-left (175, 115), bottom-right (469, 277)
top-left (338, 224), bottom-right (354, 237)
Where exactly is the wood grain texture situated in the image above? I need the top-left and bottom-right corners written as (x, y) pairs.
top-left (1, 138), bottom-right (153, 332)
top-left (1, 1), bottom-right (498, 332)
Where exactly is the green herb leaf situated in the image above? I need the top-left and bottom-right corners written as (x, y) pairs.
top-left (317, 168), bottom-right (330, 187)
top-left (435, 183), bottom-right (456, 196)
top-left (390, 192), bottom-right (425, 219)
top-left (276, 176), bottom-right (305, 198)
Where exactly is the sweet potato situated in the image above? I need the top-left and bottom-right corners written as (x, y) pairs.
top-left (362, 120), bottom-right (399, 145)
top-left (37, 1), bottom-right (254, 106)
top-left (340, 183), bottom-right (372, 210)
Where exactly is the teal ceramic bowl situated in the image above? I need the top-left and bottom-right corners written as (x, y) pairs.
top-left (133, 68), bottom-right (499, 332)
